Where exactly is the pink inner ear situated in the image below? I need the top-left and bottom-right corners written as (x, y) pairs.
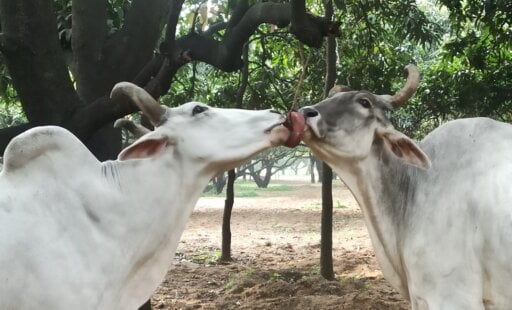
top-left (397, 138), bottom-right (426, 162)
top-left (118, 138), bottom-right (167, 161)
top-left (380, 132), bottom-right (430, 169)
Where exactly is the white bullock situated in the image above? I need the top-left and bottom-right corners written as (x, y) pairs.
top-left (0, 82), bottom-right (301, 310)
top-left (300, 65), bottom-right (512, 309)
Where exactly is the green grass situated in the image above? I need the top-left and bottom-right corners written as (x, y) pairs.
top-left (225, 267), bottom-right (256, 290)
top-left (308, 200), bottom-right (347, 209)
top-left (203, 181), bottom-right (294, 197)
top-left (185, 248), bottom-right (222, 265)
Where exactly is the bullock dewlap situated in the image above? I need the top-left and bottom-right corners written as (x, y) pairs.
top-left (301, 65), bottom-right (512, 309)
top-left (0, 82), bottom-right (297, 310)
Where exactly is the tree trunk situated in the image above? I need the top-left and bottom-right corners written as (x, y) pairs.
top-left (220, 43), bottom-right (249, 262)
top-left (220, 169), bottom-right (236, 262)
top-left (251, 163), bottom-right (273, 188)
top-left (213, 173), bottom-right (227, 194)
top-left (320, 162), bottom-right (334, 280)
top-left (316, 157), bottom-right (324, 180)
top-left (320, 0), bottom-right (336, 281)
top-left (309, 153), bottom-right (316, 183)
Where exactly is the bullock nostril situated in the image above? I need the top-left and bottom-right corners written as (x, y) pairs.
top-left (299, 107), bottom-right (319, 118)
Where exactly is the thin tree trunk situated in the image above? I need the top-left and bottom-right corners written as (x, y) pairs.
top-left (320, 0), bottom-right (336, 281)
top-left (220, 43), bottom-right (249, 261)
top-left (220, 169), bottom-right (236, 262)
top-left (309, 153), bottom-right (316, 183)
top-left (320, 162), bottom-right (334, 280)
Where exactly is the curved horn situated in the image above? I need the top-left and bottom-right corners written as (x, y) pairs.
top-left (388, 64), bottom-right (420, 108)
top-left (114, 118), bottom-right (151, 138)
top-left (110, 82), bottom-right (167, 126)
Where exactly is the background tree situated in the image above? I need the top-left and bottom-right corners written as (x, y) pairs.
top-left (0, 0), bottom-right (339, 160)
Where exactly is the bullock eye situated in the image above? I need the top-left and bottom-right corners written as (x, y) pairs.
top-left (358, 98), bottom-right (372, 109)
top-left (192, 105), bottom-right (208, 116)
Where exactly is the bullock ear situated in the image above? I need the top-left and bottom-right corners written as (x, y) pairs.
top-left (376, 128), bottom-right (431, 170)
top-left (118, 133), bottom-right (173, 161)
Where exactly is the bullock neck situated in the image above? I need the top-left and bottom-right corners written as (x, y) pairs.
top-left (97, 155), bottom-right (214, 306)
top-left (330, 149), bottom-right (412, 298)
top-left (102, 155), bottom-right (211, 233)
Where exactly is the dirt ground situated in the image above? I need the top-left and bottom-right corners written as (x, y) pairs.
top-left (150, 180), bottom-right (409, 309)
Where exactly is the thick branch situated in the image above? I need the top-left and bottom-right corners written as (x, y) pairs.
top-left (235, 44), bottom-right (249, 109)
top-left (170, 2), bottom-right (339, 72)
top-left (63, 96), bottom-right (138, 142)
top-left (101, 0), bottom-right (170, 94)
top-left (0, 0), bottom-right (82, 123)
top-left (165, 0), bottom-right (186, 43)
top-left (290, 0), bottom-right (340, 48)
top-left (71, 0), bottom-right (108, 102)
top-left (291, 0), bottom-right (307, 23)
top-left (0, 93), bottom-right (138, 157)
top-left (225, 0), bottom-right (249, 34)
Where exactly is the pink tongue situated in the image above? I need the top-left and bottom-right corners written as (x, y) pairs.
top-left (283, 111), bottom-right (305, 148)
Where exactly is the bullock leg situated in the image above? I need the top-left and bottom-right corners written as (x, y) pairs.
top-left (138, 299), bottom-right (152, 310)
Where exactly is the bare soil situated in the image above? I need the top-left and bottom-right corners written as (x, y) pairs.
top-left (151, 180), bottom-right (409, 309)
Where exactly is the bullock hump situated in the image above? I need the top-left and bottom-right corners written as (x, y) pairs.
top-left (2, 126), bottom-right (99, 173)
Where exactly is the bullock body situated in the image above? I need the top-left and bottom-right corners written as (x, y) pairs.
top-left (401, 118), bottom-right (512, 308)
top-left (301, 66), bottom-right (512, 309)
top-left (0, 83), bottom-right (292, 309)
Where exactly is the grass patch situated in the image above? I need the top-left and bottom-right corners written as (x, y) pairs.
top-left (307, 200), bottom-right (347, 209)
top-left (203, 181), bottom-right (294, 198)
top-left (338, 275), bottom-right (371, 290)
top-left (308, 201), bottom-right (322, 209)
top-left (259, 184), bottom-right (294, 192)
top-left (225, 267), bottom-right (256, 290)
top-left (184, 248), bottom-right (222, 265)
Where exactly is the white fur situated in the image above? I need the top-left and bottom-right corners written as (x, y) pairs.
top-left (0, 102), bottom-right (289, 309)
top-left (304, 110), bottom-right (512, 309)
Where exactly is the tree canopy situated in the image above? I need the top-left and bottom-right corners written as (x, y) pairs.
top-left (0, 0), bottom-right (510, 158)
top-left (0, 0), bottom-right (338, 159)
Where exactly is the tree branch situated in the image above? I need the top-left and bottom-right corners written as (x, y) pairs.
top-left (235, 43), bottom-right (249, 109)
top-left (167, 2), bottom-right (339, 72)
top-left (290, 0), bottom-right (341, 48)
top-left (165, 0), bottom-right (186, 43)
top-left (0, 0), bottom-right (82, 124)
top-left (225, 0), bottom-right (249, 35)
top-left (102, 0), bottom-right (170, 92)
top-left (71, 0), bottom-right (108, 102)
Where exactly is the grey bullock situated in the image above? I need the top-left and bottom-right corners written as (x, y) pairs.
top-left (0, 82), bottom-right (299, 310)
top-left (300, 65), bottom-right (512, 309)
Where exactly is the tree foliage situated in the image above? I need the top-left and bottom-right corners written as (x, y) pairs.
top-left (0, 0), bottom-right (509, 172)
top-left (0, 0), bottom-right (338, 159)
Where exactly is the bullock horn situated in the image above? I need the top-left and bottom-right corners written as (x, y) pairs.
top-left (388, 64), bottom-right (420, 108)
top-left (110, 82), bottom-right (167, 126)
top-left (114, 118), bottom-right (151, 138)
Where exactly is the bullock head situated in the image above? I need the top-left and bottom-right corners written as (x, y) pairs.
top-left (110, 83), bottom-right (299, 172)
top-left (300, 65), bottom-right (431, 169)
